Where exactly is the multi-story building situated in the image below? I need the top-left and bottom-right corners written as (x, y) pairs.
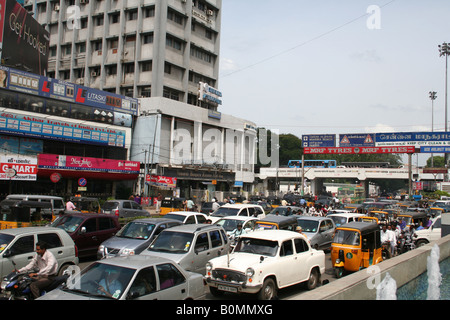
top-left (24, 0), bottom-right (257, 202)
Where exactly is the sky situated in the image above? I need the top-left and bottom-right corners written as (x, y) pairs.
top-left (217, 0), bottom-right (450, 165)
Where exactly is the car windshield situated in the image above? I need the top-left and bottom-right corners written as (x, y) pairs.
top-left (0, 233), bottom-right (14, 253)
top-left (211, 207), bottom-right (239, 217)
top-left (215, 219), bottom-right (243, 232)
top-left (333, 229), bottom-right (360, 246)
top-left (269, 207), bottom-right (292, 215)
top-left (234, 237), bottom-right (279, 257)
top-left (147, 231), bottom-right (194, 254)
top-left (116, 222), bottom-right (155, 239)
top-left (50, 216), bottom-right (84, 232)
top-left (330, 216), bottom-right (348, 227)
top-left (296, 219), bottom-right (319, 233)
top-left (102, 202), bottom-right (119, 210)
top-left (164, 214), bottom-right (186, 222)
top-left (64, 262), bottom-right (135, 300)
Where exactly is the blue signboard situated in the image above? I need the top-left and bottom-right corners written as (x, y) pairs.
top-left (420, 146), bottom-right (450, 153)
top-left (339, 134), bottom-right (375, 147)
top-left (375, 132), bottom-right (450, 146)
top-left (302, 134), bottom-right (336, 147)
top-left (0, 66), bottom-right (139, 116)
top-left (0, 111), bottom-right (126, 147)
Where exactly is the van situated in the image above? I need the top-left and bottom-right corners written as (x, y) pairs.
top-left (327, 213), bottom-right (365, 227)
top-left (208, 204), bottom-right (266, 223)
top-left (5, 194), bottom-right (65, 216)
top-left (50, 213), bottom-right (121, 258)
top-left (0, 227), bottom-right (79, 280)
top-left (140, 224), bottom-right (230, 275)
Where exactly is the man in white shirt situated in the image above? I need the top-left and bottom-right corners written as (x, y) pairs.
top-left (18, 242), bottom-right (58, 299)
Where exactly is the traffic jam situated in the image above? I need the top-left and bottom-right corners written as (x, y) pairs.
top-left (0, 191), bottom-right (442, 301)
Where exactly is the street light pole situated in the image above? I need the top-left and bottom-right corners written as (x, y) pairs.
top-left (439, 43), bottom-right (449, 173)
top-left (429, 91), bottom-right (437, 167)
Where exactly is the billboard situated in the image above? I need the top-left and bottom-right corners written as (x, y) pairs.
top-left (0, 0), bottom-right (49, 75)
top-left (375, 131), bottom-right (450, 147)
top-left (339, 133), bottom-right (375, 147)
top-left (304, 146), bottom-right (415, 154)
top-left (302, 134), bottom-right (336, 147)
top-left (0, 154), bottom-right (37, 180)
top-left (0, 65), bottom-right (139, 116)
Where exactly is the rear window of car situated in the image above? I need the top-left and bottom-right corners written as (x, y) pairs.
top-left (102, 201), bottom-right (119, 210)
top-left (38, 233), bottom-right (63, 248)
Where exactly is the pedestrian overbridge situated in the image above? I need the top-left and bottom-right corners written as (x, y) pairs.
top-left (256, 167), bottom-right (446, 195)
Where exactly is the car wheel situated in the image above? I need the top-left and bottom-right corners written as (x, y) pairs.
top-left (258, 278), bottom-right (277, 300)
top-left (335, 267), bottom-right (344, 279)
top-left (306, 269), bottom-right (319, 290)
top-left (416, 240), bottom-right (428, 247)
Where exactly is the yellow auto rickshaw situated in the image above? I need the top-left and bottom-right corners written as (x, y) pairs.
top-left (367, 210), bottom-right (390, 224)
top-left (358, 216), bottom-right (379, 224)
top-left (331, 222), bottom-right (382, 278)
top-left (254, 215), bottom-right (298, 231)
top-left (0, 200), bottom-right (57, 229)
top-left (70, 197), bottom-right (102, 214)
top-left (397, 211), bottom-right (428, 228)
top-left (159, 197), bottom-right (186, 216)
top-left (428, 207), bottom-right (444, 218)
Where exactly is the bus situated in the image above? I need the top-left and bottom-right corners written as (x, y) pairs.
top-left (287, 159), bottom-right (337, 168)
top-left (337, 186), bottom-right (365, 204)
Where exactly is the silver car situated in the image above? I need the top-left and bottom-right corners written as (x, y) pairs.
top-left (97, 218), bottom-right (182, 259)
top-left (102, 200), bottom-right (150, 218)
top-left (37, 256), bottom-right (205, 300)
top-left (296, 216), bottom-right (336, 251)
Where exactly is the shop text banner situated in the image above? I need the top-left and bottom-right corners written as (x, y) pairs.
top-left (304, 146), bottom-right (416, 154)
top-left (0, 155), bottom-right (37, 180)
top-left (146, 175), bottom-right (177, 188)
top-left (38, 154), bottom-right (140, 174)
top-left (0, 111), bottom-right (126, 147)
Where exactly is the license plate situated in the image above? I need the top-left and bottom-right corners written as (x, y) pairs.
top-left (218, 284), bottom-right (237, 293)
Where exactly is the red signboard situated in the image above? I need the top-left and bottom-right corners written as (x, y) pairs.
top-left (304, 146), bottom-right (416, 154)
top-left (146, 175), bottom-right (177, 188)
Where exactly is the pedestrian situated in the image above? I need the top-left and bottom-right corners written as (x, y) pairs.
top-left (186, 198), bottom-right (195, 211)
top-left (66, 198), bottom-right (76, 211)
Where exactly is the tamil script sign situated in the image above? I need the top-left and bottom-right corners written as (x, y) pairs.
top-left (339, 133), bottom-right (375, 147)
top-left (304, 146), bottom-right (415, 154)
top-left (375, 132), bottom-right (450, 147)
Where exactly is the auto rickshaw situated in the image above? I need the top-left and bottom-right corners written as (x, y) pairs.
top-left (367, 210), bottom-right (390, 224)
top-left (397, 211), bottom-right (428, 229)
top-left (70, 197), bottom-right (101, 213)
top-left (0, 200), bottom-right (56, 229)
top-left (159, 197), bottom-right (186, 216)
top-left (428, 207), bottom-right (444, 218)
top-left (358, 216), bottom-right (379, 224)
top-left (331, 222), bottom-right (382, 278)
top-left (254, 215), bottom-right (298, 231)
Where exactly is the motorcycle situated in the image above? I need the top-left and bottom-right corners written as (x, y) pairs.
top-left (1, 270), bottom-right (69, 300)
top-left (381, 241), bottom-right (392, 260)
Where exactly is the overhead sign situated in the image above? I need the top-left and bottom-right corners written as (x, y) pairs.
top-left (198, 82), bottom-right (222, 105)
top-left (339, 134), bottom-right (375, 147)
top-left (375, 132), bottom-right (450, 147)
top-left (304, 146), bottom-right (415, 154)
top-left (302, 134), bottom-right (335, 147)
top-left (420, 146), bottom-right (450, 153)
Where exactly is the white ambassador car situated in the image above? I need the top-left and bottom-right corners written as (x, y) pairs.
top-left (205, 230), bottom-right (325, 300)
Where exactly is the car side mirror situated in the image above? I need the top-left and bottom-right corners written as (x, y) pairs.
top-left (80, 227), bottom-right (86, 234)
top-left (2, 249), bottom-right (12, 258)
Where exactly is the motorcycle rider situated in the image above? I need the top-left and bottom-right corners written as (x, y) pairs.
top-left (16, 242), bottom-right (58, 299)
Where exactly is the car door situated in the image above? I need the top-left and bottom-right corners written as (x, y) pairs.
top-left (1, 234), bottom-right (35, 277)
top-left (192, 231), bottom-right (211, 274)
top-left (75, 217), bottom-right (98, 257)
top-left (97, 217), bottom-right (119, 247)
top-left (294, 238), bottom-right (313, 282)
top-left (155, 263), bottom-right (189, 300)
top-left (278, 239), bottom-right (300, 287)
top-left (208, 229), bottom-right (226, 259)
top-left (430, 218), bottom-right (441, 242)
top-left (128, 266), bottom-right (160, 300)
top-left (122, 201), bottom-right (134, 218)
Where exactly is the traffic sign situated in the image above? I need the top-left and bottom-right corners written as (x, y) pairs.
top-left (78, 177), bottom-right (87, 187)
top-left (302, 134), bottom-right (336, 147)
top-left (339, 133), bottom-right (375, 147)
top-left (50, 173), bottom-right (62, 183)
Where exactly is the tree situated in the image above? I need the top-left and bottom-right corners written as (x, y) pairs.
top-left (426, 155), bottom-right (445, 167)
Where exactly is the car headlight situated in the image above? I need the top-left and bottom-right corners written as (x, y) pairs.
top-left (98, 245), bottom-right (104, 252)
top-left (246, 267), bottom-right (255, 278)
top-left (122, 248), bottom-right (135, 255)
top-left (206, 262), bottom-right (213, 277)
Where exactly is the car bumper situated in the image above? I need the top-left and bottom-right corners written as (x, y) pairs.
top-left (205, 277), bottom-right (262, 294)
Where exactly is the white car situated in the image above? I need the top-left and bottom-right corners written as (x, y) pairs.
top-left (413, 217), bottom-right (441, 247)
top-left (163, 211), bottom-right (209, 224)
top-left (208, 204), bottom-right (266, 224)
top-left (205, 230), bottom-right (326, 300)
top-left (213, 216), bottom-right (258, 236)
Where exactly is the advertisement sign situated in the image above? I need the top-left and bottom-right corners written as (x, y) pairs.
top-left (1, 0), bottom-right (49, 75)
top-left (302, 134), bottom-right (335, 147)
top-left (375, 132), bottom-right (450, 147)
top-left (420, 146), bottom-right (450, 153)
top-left (0, 111), bottom-right (126, 147)
top-left (146, 175), bottom-right (177, 188)
top-left (198, 82), bottom-right (222, 105)
top-left (339, 133), bottom-right (375, 147)
top-left (38, 154), bottom-right (140, 174)
top-left (0, 65), bottom-right (139, 116)
top-left (0, 154), bottom-right (37, 180)
top-left (304, 146), bottom-right (415, 154)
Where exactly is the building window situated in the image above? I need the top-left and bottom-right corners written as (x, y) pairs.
top-left (144, 7), bottom-right (155, 18)
top-left (163, 88), bottom-right (179, 101)
top-left (124, 64), bottom-right (135, 74)
top-left (141, 61), bottom-right (152, 72)
top-left (142, 33), bottom-right (153, 44)
top-left (110, 13), bottom-right (120, 24)
top-left (168, 10), bottom-right (183, 25)
top-left (128, 10), bottom-right (138, 21)
top-left (106, 65), bottom-right (117, 76)
top-left (95, 15), bottom-right (104, 26)
top-left (166, 36), bottom-right (182, 51)
top-left (190, 47), bottom-right (212, 63)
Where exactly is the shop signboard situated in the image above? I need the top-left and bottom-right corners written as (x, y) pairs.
top-left (0, 154), bottom-right (37, 180)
